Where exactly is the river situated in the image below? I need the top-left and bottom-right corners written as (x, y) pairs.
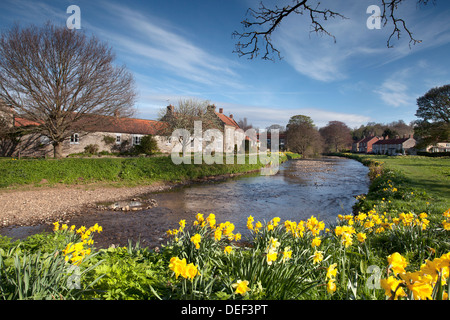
top-left (1, 157), bottom-right (370, 249)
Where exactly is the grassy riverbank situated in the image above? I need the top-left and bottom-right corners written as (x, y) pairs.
top-left (0, 152), bottom-right (301, 189)
top-left (0, 152), bottom-right (448, 301)
top-left (335, 153), bottom-right (450, 216)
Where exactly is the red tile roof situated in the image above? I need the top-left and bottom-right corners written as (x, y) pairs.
top-left (14, 117), bottom-right (41, 127)
top-left (14, 113), bottom-right (167, 135)
top-left (373, 137), bottom-right (412, 145)
top-left (358, 136), bottom-right (379, 144)
top-left (215, 112), bottom-right (240, 129)
top-left (72, 114), bottom-right (168, 135)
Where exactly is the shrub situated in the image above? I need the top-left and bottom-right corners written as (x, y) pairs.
top-left (103, 135), bottom-right (116, 145)
top-left (84, 144), bottom-right (99, 155)
top-left (135, 135), bottom-right (159, 155)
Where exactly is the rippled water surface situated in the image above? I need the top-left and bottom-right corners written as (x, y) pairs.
top-left (1, 157), bottom-right (370, 248)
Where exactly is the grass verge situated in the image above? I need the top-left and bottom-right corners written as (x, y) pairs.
top-left (0, 152), bottom-right (301, 189)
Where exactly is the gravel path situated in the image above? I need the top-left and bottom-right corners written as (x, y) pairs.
top-left (0, 182), bottom-right (172, 227)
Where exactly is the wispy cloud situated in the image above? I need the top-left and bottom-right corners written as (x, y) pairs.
top-left (375, 79), bottom-right (411, 107)
top-left (212, 101), bottom-right (371, 129)
top-left (90, 2), bottom-right (244, 91)
top-left (271, 0), bottom-right (450, 82)
top-left (373, 63), bottom-right (440, 108)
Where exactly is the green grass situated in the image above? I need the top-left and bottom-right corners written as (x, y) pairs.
top-left (0, 153), bottom-right (299, 189)
top-left (355, 155), bottom-right (449, 199)
top-left (337, 153), bottom-right (450, 216)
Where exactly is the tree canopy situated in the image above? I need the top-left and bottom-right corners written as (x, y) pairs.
top-left (414, 84), bottom-right (450, 148)
top-left (286, 115), bottom-right (322, 157)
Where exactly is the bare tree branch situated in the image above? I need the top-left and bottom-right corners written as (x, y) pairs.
top-left (233, 1), bottom-right (346, 60)
top-left (233, 0), bottom-right (434, 60)
top-left (381, 0), bottom-right (433, 48)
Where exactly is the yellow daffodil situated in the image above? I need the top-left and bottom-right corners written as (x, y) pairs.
top-left (282, 247), bottom-right (292, 263)
top-left (380, 276), bottom-right (406, 300)
top-left (266, 250), bottom-right (278, 265)
top-left (312, 251), bottom-right (323, 264)
top-left (357, 232), bottom-right (367, 243)
top-left (326, 263), bottom-right (338, 280)
top-left (232, 280), bottom-right (250, 296)
top-left (311, 237), bottom-right (321, 248)
top-left (387, 252), bottom-right (408, 275)
top-left (190, 233), bottom-right (201, 249)
top-left (326, 279), bottom-right (336, 294)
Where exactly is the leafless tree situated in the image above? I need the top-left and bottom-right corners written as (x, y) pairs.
top-left (0, 23), bottom-right (137, 158)
top-left (286, 115), bottom-right (323, 157)
top-left (319, 121), bottom-right (353, 153)
top-left (158, 98), bottom-right (223, 153)
top-left (233, 0), bottom-right (434, 60)
top-left (237, 117), bottom-right (253, 131)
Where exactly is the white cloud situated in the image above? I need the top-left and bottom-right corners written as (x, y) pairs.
top-left (92, 3), bottom-right (244, 90)
top-left (374, 78), bottom-right (412, 107)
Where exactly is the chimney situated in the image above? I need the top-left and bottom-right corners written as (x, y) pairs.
top-left (167, 105), bottom-right (174, 113)
top-left (219, 108), bottom-right (223, 113)
top-left (114, 110), bottom-right (120, 118)
top-left (207, 105), bottom-right (216, 113)
top-left (229, 114), bottom-right (233, 119)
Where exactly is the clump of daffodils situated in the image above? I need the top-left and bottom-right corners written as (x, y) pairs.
top-left (169, 257), bottom-right (200, 281)
top-left (442, 209), bottom-right (450, 231)
top-left (53, 222), bottom-right (102, 265)
top-left (380, 251), bottom-right (450, 300)
top-left (326, 263), bottom-right (338, 294)
top-left (264, 237), bottom-right (292, 265)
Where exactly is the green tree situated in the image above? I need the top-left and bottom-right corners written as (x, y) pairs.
top-left (414, 84), bottom-right (450, 148)
top-left (286, 115), bottom-right (322, 157)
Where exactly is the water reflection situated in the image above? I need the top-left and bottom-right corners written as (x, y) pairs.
top-left (148, 157), bottom-right (370, 234)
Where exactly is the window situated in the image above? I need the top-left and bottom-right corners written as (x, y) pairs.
top-left (70, 133), bottom-right (79, 144)
top-left (116, 134), bottom-right (121, 144)
top-left (133, 135), bottom-right (142, 145)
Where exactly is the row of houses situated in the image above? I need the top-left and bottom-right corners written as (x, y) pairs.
top-left (352, 135), bottom-right (417, 155)
top-left (0, 104), bottom-right (244, 158)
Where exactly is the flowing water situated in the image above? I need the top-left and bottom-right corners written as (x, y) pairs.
top-left (1, 157), bottom-right (370, 248)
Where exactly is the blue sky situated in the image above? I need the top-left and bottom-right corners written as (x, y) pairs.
top-left (1, 0), bottom-right (450, 129)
